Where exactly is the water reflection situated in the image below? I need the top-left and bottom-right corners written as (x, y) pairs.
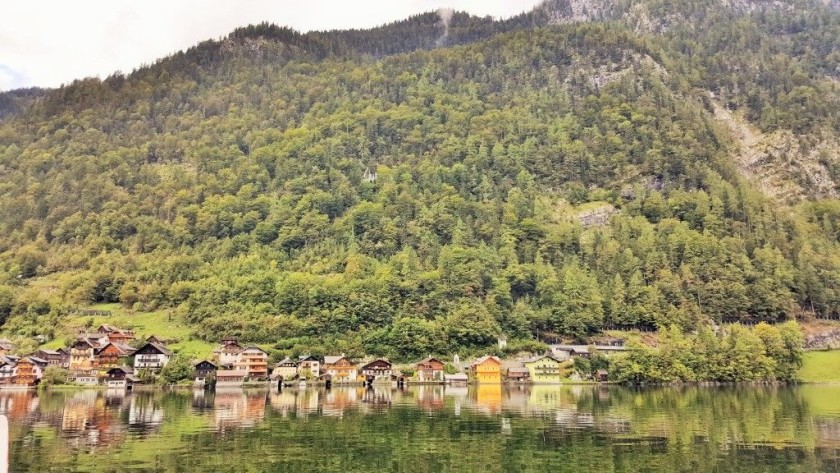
top-left (4, 385), bottom-right (840, 472)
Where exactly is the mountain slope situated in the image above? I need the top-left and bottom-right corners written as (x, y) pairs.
top-left (0, 1), bottom-right (838, 359)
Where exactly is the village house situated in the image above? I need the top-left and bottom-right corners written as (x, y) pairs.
top-left (12, 357), bottom-right (48, 386)
top-left (361, 359), bottom-right (392, 383)
top-left (0, 355), bottom-right (19, 385)
top-left (213, 338), bottom-right (243, 369)
top-left (133, 341), bottom-right (172, 371)
top-left (271, 357), bottom-right (299, 381)
top-left (507, 367), bottom-right (531, 383)
top-left (32, 348), bottom-right (69, 368)
top-left (415, 357), bottom-right (445, 383)
top-left (444, 373), bottom-right (468, 386)
top-left (235, 346), bottom-right (269, 380)
top-left (97, 325), bottom-right (136, 343)
top-left (524, 355), bottom-right (564, 384)
top-left (297, 355), bottom-right (321, 379)
top-left (215, 369), bottom-right (246, 387)
top-left (105, 366), bottom-right (140, 390)
top-left (194, 360), bottom-right (217, 386)
top-left (470, 355), bottom-right (502, 384)
top-left (69, 370), bottom-right (99, 385)
top-left (69, 338), bottom-right (99, 372)
top-left (96, 342), bottom-right (136, 369)
top-left (146, 335), bottom-right (167, 345)
top-left (595, 369), bottom-right (609, 382)
top-left (323, 355), bottom-right (358, 383)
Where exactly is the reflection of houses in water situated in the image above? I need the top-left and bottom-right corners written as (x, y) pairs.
top-left (322, 387), bottom-right (362, 417)
top-left (296, 388), bottom-right (320, 416)
top-left (360, 386), bottom-right (392, 411)
top-left (61, 390), bottom-right (125, 448)
top-left (269, 389), bottom-right (298, 416)
top-left (0, 391), bottom-right (38, 422)
top-left (192, 389), bottom-right (215, 411)
top-left (128, 394), bottom-right (164, 435)
top-left (415, 386), bottom-right (445, 412)
top-left (214, 390), bottom-right (266, 430)
top-left (473, 384), bottom-right (502, 413)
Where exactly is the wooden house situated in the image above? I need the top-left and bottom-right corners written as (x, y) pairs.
top-left (361, 359), bottom-right (392, 383)
top-left (470, 355), bottom-right (502, 384)
top-left (31, 349), bottom-right (65, 367)
top-left (194, 360), bottom-right (217, 386)
top-left (323, 355), bottom-right (358, 383)
top-left (96, 342), bottom-right (136, 369)
top-left (97, 325), bottom-right (136, 343)
top-left (271, 357), bottom-right (299, 381)
top-left (595, 369), bottom-right (609, 382)
top-left (524, 355), bottom-right (563, 384)
top-left (235, 346), bottom-right (269, 380)
top-left (0, 355), bottom-right (19, 385)
top-left (69, 338), bottom-right (99, 371)
top-left (105, 366), bottom-right (139, 390)
top-left (551, 345), bottom-right (591, 360)
top-left (415, 357), bottom-right (445, 383)
top-left (12, 357), bottom-right (47, 386)
top-left (215, 369), bottom-right (246, 387)
top-left (213, 339), bottom-right (243, 369)
top-left (507, 367), bottom-right (531, 383)
top-left (133, 341), bottom-right (172, 371)
top-left (297, 355), bottom-right (320, 379)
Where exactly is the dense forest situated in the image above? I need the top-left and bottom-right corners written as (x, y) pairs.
top-left (0, 0), bottom-right (838, 360)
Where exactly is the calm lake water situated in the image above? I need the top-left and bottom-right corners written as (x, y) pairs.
top-left (2, 384), bottom-right (840, 472)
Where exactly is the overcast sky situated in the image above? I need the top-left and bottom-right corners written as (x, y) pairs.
top-left (0, 0), bottom-right (544, 91)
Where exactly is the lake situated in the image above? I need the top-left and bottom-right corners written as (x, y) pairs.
top-left (2, 384), bottom-right (840, 472)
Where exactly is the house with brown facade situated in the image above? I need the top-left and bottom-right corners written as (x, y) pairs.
top-left (32, 349), bottom-right (66, 367)
top-left (97, 325), bottom-right (136, 343)
top-left (194, 360), bottom-right (217, 386)
top-left (507, 367), bottom-right (531, 383)
top-left (96, 342), bottom-right (136, 369)
top-left (415, 357), bottom-right (445, 383)
top-left (216, 369), bottom-right (246, 387)
top-left (12, 357), bottom-right (48, 386)
top-left (69, 338), bottom-right (99, 372)
top-left (361, 359), bottom-right (392, 383)
top-left (105, 366), bottom-right (140, 389)
top-left (324, 355), bottom-right (358, 383)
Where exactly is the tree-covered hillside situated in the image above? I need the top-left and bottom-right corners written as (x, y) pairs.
top-left (0, 0), bottom-right (838, 359)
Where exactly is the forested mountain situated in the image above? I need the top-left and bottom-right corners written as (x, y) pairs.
top-left (0, 0), bottom-right (838, 359)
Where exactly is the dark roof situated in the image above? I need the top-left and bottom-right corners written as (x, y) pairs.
top-left (298, 355), bottom-right (319, 362)
top-left (107, 366), bottom-right (134, 374)
top-left (137, 341), bottom-right (172, 356)
top-left (195, 360), bottom-right (217, 368)
top-left (35, 349), bottom-right (61, 356)
top-left (276, 357), bottom-right (298, 366)
top-left (362, 359), bottom-right (391, 369)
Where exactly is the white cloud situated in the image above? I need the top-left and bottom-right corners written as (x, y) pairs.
top-left (0, 0), bottom-right (543, 91)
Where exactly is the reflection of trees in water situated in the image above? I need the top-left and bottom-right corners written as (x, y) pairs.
top-left (5, 386), bottom-right (840, 472)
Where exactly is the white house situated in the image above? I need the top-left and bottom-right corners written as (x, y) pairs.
top-left (133, 341), bottom-right (172, 371)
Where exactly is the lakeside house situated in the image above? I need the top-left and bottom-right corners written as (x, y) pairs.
top-left (69, 338), bottom-right (99, 372)
top-left (445, 373), bottom-right (468, 386)
top-left (216, 369), bottom-right (246, 387)
top-left (324, 355), bottom-right (357, 383)
top-left (96, 342), bottom-right (136, 369)
top-left (361, 359), bottom-right (392, 383)
top-left (524, 355), bottom-right (564, 384)
top-left (0, 355), bottom-right (19, 385)
top-left (133, 341), bottom-right (172, 371)
top-left (12, 357), bottom-right (48, 386)
top-left (271, 357), bottom-right (299, 381)
top-left (105, 366), bottom-right (140, 390)
top-left (507, 367), bottom-right (531, 383)
top-left (415, 357), bottom-right (445, 382)
top-left (235, 346), bottom-right (269, 380)
top-left (194, 360), bottom-right (217, 386)
top-left (31, 349), bottom-right (68, 368)
top-left (470, 355), bottom-right (502, 384)
top-left (69, 370), bottom-right (98, 385)
top-left (213, 338), bottom-right (243, 368)
top-left (298, 355), bottom-right (320, 379)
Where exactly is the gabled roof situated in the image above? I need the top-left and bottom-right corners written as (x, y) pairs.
top-left (324, 355), bottom-right (353, 365)
top-left (18, 356), bottom-right (48, 366)
top-left (195, 360), bottom-right (217, 368)
top-left (298, 355), bottom-right (319, 362)
top-left (137, 341), bottom-right (172, 356)
top-left (240, 346), bottom-right (267, 355)
top-left (98, 324), bottom-right (134, 335)
top-left (96, 342), bottom-right (136, 356)
top-left (35, 349), bottom-right (61, 356)
top-left (471, 355), bottom-right (501, 366)
top-left (106, 366), bottom-right (134, 375)
top-left (524, 354), bottom-right (561, 364)
top-left (361, 359), bottom-right (391, 369)
top-left (416, 356), bottom-right (444, 366)
top-left (0, 341), bottom-right (15, 351)
top-left (276, 357), bottom-right (298, 366)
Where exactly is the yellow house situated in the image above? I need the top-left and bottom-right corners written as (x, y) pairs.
top-left (470, 355), bottom-right (502, 384)
top-left (524, 355), bottom-right (563, 384)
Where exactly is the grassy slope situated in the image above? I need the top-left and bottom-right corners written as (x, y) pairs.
top-left (800, 350), bottom-right (840, 383)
